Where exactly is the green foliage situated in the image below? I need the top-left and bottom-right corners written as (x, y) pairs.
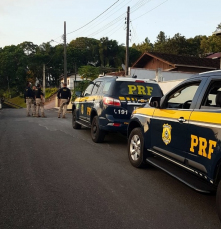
top-left (8, 96), bottom-right (26, 108)
top-left (71, 80), bottom-right (90, 101)
top-left (200, 35), bottom-right (221, 54)
top-left (216, 22), bottom-right (221, 31)
top-left (45, 88), bottom-right (58, 99)
top-left (78, 65), bottom-right (99, 81)
top-left (132, 37), bottom-right (153, 53)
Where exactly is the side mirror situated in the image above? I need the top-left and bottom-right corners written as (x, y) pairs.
top-left (149, 97), bottom-right (161, 108)
top-left (75, 91), bottom-right (82, 97)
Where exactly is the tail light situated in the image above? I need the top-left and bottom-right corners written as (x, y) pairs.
top-left (107, 123), bottom-right (121, 127)
top-left (103, 97), bottom-right (121, 106)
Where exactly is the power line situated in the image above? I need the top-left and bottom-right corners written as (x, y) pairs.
top-left (131, 0), bottom-right (152, 13)
top-left (130, 21), bottom-right (141, 44)
top-left (68, 0), bottom-right (133, 42)
top-left (54, 0), bottom-right (169, 46)
top-left (133, 0), bottom-right (168, 21)
top-left (67, 0), bottom-right (120, 35)
top-left (85, 12), bottom-right (126, 38)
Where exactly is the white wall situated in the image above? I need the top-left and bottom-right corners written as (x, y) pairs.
top-left (129, 68), bottom-right (194, 81)
top-left (60, 74), bottom-right (83, 89)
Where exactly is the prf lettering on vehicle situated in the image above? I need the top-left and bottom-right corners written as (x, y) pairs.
top-left (190, 135), bottom-right (217, 159)
top-left (128, 85), bottom-right (153, 95)
top-left (87, 107), bottom-right (91, 115)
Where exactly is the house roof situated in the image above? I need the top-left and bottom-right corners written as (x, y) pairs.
top-left (106, 71), bottom-right (125, 76)
top-left (132, 52), bottom-right (220, 70)
top-left (206, 52), bottom-right (221, 59)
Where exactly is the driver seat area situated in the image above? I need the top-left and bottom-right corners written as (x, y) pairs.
top-left (215, 91), bottom-right (221, 107)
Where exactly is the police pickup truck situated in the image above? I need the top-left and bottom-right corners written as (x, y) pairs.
top-left (127, 70), bottom-right (221, 221)
top-left (72, 76), bottom-right (163, 143)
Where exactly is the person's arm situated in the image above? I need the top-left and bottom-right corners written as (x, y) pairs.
top-left (24, 89), bottom-right (27, 102)
top-left (57, 89), bottom-right (61, 99)
top-left (69, 89), bottom-right (71, 99)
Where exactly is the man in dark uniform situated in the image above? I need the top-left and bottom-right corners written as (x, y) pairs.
top-left (31, 85), bottom-right (36, 116)
top-left (24, 82), bottom-right (34, 117)
top-left (35, 84), bottom-right (46, 117)
top-left (57, 82), bottom-right (71, 118)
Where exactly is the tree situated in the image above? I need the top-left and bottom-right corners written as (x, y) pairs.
top-left (216, 22), bottom-right (221, 31)
top-left (163, 33), bottom-right (189, 55)
top-left (154, 31), bottom-right (167, 53)
top-left (129, 47), bottom-right (141, 66)
top-left (69, 37), bottom-right (100, 68)
top-left (99, 37), bottom-right (110, 67)
top-left (78, 65), bottom-right (99, 81)
top-left (200, 35), bottom-right (221, 55)
top-left (186, 35), bottom-right (204, 57)
top-left (132, 37), bottom-right (153, 53)
top-left (0, 45), bottom-right (28, 96)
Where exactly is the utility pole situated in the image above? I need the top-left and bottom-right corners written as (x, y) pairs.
top-left (74, 63), bottom-right (77, 89)
top-left (125, 6), bottom-right (130, 76)
top-left (43, 64), bottom-right (45, 95)
top-left (64, 21), bottom-right (67, 84)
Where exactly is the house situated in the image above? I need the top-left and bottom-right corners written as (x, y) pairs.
top-left (206, 52), bottom-right (221, 60)
top-left (130, 52), bottom-right (220, 82)
top-left (132, 52), bottom-right (220, 72)
top-left (60, 74), bottom-right (83, 90)
top-left (206, 52), bottom-right (221, 69)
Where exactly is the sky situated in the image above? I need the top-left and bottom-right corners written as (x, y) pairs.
top-left (0, 0), bottom-right (221, 48)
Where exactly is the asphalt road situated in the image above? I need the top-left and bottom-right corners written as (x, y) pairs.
top-left (0, 108), bottom-right (220, 229)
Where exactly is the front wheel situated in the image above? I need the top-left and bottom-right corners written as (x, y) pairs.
top-left (216, 181), bottom-right (221, 222)
top-left (91, 116), bottom-right (105, 143)
top-left (72, 109), bottom-right (81, 129)
top-left (128, 127), bottom-right (146, 168)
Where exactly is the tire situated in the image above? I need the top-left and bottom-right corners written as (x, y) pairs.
top-left (72, 109), bottom-right (81, 129)
top-left (91, 116), bottom-right (105, 143)
top-left (128, 127), bottom-right (146, 168)
top-left (216, 180), bottom-right (221, 222)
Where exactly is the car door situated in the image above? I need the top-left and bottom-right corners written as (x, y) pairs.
top-left (79, 83), bottom-right (94, 121)
top-left (150, 80), bottom-right (202, 163)
top-left (85, 81), bottom-right (101, 122)
top-left (187, 78), bottom-right (221, 180)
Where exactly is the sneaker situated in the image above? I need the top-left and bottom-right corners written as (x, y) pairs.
top-left (58, 115), bottom-right (60, 118)
top-left (62, 116), bottom-right (66, 118)
top-left (27, 114), bottom-right (30, 117)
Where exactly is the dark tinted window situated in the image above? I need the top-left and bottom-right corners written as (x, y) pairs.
top-left (112, 81), bottom-right (162, 98)
top-left (201, 80), bottom-right (221, 109)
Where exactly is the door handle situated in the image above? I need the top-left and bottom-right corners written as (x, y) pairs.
top-left (178, 117), bottom-right (186, 123)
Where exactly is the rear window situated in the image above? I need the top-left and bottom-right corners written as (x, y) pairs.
top-left (111, 81), bottom-right (162, 98)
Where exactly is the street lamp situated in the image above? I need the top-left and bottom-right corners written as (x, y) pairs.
top-left (213, 30), bottom-right (221, 69)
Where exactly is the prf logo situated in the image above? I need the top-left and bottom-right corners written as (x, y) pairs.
top-left (162, 124), bottom-right (172, 145)
top-left (81, 104), bottom-right (84, 114)
top-left (190, 135), bottom-right (217, 159)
